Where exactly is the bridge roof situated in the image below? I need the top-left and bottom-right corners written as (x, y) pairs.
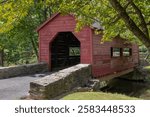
top-left (36, 13), bottom-right (104, 32)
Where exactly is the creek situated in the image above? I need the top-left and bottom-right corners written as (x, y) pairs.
top-left (101, 78), bottom-right (150, 99)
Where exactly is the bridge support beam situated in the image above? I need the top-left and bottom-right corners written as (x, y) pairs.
top-left (98, 68), bottom-right (134, 81)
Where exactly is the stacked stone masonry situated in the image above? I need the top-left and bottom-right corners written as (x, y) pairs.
top-left (29, 64), bottom-right (91, 99)
top-left (0, 62), bottom-right (48, 79)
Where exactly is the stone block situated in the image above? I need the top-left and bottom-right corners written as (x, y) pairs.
top-left (0, 62), bottom-right (48, 79)
top-left (29, 64), bottom-right (91, 99)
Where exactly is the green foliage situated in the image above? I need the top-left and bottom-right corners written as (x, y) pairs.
top-left (0, 0), bottom-right (60, 66)
top-left (59, 0), bottom-right (149, 44)
top-left (69, 47), bottom-right (80, 56)
top-left (0, 0), bottom-right (149, 65)
top-left (139, 46), bottom-right (147, 52)
top-left (62, 92), bottom-right (139, 100)
top-left (0, 0), bottom-right (33, 32)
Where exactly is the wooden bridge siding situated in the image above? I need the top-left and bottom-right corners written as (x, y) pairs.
top-left (131, 44), bottom-right (139, 65)
top-left (92, 33), bottom-right (138, 78)
top-left (38, 14), bottom-right (93, 70)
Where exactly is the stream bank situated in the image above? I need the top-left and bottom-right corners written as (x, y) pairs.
top-left (101, 78), bottom-right (150, 99)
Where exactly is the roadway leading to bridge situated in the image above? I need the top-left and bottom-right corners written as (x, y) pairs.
top-left (0, 73), bottom-right (50, 100)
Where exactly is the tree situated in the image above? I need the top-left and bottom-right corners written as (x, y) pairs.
top-left (0, 0), bottom-right (150, 64)
top-left (0, 49), bottom-right (4, 66)
top-left (0, 0), bottom-right (60, 65)
top-left (0, 0), bottom-right (36, 65)
top-left (58, 0), bottom-right (150, 59)
top-left (1, 0), bottom-right (149, 45)
top-left (59, 0), bottom-right (150, 50)
top-left (109, 0), bottom-right (150, 51)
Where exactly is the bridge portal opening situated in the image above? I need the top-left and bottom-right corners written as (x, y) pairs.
top-left (51, 32), bottom-right (80, 71)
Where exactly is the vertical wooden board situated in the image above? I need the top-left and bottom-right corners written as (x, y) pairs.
top-left (38, 13), bottom-right (139, 77)
top-left (38, 14), bottom-right (93, 70)
top-left (92, 32), bottom-right (139, 78)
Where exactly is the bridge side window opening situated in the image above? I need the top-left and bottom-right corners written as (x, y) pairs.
top-left (111, 47), bottom-right (121, 57)
top-left (123, 48), bottom-right (132, 56)
top-left (69, 47), bottom-right (80, 56)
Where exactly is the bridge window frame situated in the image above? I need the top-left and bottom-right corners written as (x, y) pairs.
top-left (111, 47), bottom-right (122, 57)
top-left (123, 48), bottom-right (132, 57)
top-left (69, 47), bottom-right (80, 57)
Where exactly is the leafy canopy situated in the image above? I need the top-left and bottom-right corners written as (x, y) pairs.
top-left (0, 0), bottom-right (62, 65)
top-left (0, 0), bottom-right (150, 46)
top-left (1, 0), bottom-right (150, 65)
top-left (60, 0), bottom-right (150, 44)
top-left (0, 0), bottom-right (33, 32)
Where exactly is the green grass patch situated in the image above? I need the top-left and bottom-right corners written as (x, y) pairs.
top-left (144, 66), bottom-right (150, 70)
top-left (143, 66), bottom-right (150, 75)
top-left (62, 92), bottom-right (139, 100)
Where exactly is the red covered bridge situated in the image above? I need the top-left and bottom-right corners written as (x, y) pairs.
top-left (37, 13), bottom-right (139, 79)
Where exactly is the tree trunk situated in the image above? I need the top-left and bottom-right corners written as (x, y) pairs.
top-left (29, 33), bottom-right (38, 59)
top-left (0, 49), bottom-right (4, 66)
top-left (30, 37), bottom-right (38, 59)
top-left (109, 0), bottom-right (150, 49)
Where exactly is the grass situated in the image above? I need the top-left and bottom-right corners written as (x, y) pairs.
top-left (62, 92), bottom-right (139, 100)
top-left (144, 66), bottom-right (150, 71)
top-left (143, 66), bottom-right (150, 76)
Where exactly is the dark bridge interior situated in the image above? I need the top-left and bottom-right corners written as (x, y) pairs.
top-left (51, 32), bottom-right (80, 71)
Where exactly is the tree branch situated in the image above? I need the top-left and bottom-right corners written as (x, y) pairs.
top-left (146, 21), bottom-right (150, 25)
top-left (124, 0), bottom-right (132, 9)
top-left (128, 0), bottom-right (149, 38)
top-left (109, 0), bottom-right (150, 48)
top-left (65, 1), bottom-right (102, 24)
top-left (0, 0), bottom-right (12, 4)
top-left (109, 14), bottom-right (121, 24)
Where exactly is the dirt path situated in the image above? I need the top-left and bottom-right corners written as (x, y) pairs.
top-left (0, 73), bottom-right (50, 100)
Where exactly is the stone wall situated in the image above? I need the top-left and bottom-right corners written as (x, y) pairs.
top-left (0, 62), bottom-right (48, 79)
top-left (29, 64), bottom-right (91, 99)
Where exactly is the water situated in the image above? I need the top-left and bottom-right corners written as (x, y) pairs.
top-left (101, 78), bottom-right (150, 99)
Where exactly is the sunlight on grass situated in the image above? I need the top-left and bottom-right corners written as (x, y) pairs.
top-left (144, 66), bottom-right (150, 69)
top-left (62, 92), bottom-right (139, 100)
top-left (143, 66), bottom-right (150, 73)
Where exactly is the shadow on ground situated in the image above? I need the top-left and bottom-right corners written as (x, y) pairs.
top-left (101, 78), bottom-right (150, 99)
